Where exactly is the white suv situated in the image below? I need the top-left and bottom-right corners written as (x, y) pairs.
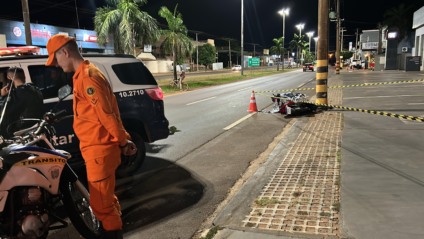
top-left (0, 54), bottom-right (169, 176)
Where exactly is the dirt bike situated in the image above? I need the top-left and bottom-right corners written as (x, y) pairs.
top-left (0, 85), bottom-right (101, 239)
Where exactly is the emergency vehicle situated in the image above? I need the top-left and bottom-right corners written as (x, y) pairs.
top-left (0, 46), bottom-right (170, 177)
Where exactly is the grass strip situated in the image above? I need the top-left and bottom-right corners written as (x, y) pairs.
top-left (157, 68), bottom-right (297, 94)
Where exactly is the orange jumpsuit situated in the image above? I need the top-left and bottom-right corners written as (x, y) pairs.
top-left (73, 60), bottom-right (129, 231)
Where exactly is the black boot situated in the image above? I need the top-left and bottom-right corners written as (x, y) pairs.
top-left (101, 230), bottom-right (123, 239)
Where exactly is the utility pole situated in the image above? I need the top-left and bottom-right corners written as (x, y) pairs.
top-left (354, 28), bottom-right (359, 59)
top-left (335, 0), bottom-right (341, 74)
top-left (245, 43), bottom-right (261, 63)
top-left (240, 0), bottom-right (244, 75)
top-left (241, 0), bottom-right (244, 76)
top-left (282, 13), bottom-right (285, 72)
top-left (74, 0), bottom-right (80, 29)
top-left (196, 33), bottom-right (199, 71)
top-left (228, 39), bottom-right (232, 68)
top-left (316, 0), bottom-right (328, 105)
top-left (341, 28), bottom-right (347, 52)
top-left (21, 0), bottom-right (32, 45)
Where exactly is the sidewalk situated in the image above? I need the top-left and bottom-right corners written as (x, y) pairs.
top-left (207, 75), bottom-right (344, 239)
top-left (213, 111), bottom-right (343, 239)
top-left (205, 70), bottom-right (424, 239)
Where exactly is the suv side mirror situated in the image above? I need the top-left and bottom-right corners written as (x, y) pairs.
top-left (58, 85), bottom-right (72, 101)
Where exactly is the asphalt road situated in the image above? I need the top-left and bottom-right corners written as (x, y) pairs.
top-left (340, 70), bottom-right (424, 239)
top-left (49, 69), bottom-right (314, 239)
top-left (153, 69), bottom-right (314, 162)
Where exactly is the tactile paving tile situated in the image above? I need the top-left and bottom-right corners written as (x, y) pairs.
top-left (243, 111), bottom-right (343, 236)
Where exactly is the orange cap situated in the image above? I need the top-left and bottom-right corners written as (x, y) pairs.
top-left (45, 34), bottom-right (75, 66)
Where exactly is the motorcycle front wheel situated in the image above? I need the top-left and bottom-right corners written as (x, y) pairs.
top-left (60, 181), bottom-right (102, 239)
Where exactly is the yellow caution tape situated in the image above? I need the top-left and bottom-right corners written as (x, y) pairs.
top-left (256, 79), bottom-right (424, 93)
top-left (255, 92), bottom-right (424, 123)
top-left (329, 79), bottom-right (424, 89)
top-left (312, 103), bottom-right (424, 122)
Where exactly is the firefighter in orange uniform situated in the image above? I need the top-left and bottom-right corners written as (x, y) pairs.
top-left (45, 34), bottom-right (137, 239)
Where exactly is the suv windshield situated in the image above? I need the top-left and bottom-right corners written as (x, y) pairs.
top-left (112, 62), bottom-right (157, 85)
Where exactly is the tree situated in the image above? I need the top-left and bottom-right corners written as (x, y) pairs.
top-left (341, 51), bottom-right (353, 62)
top-left (383, 3), bottom-right (417, 41)
top-left (94, 0), bottom-right (160, 55)
top-left (159, 5), bottom-right (193, 88)
top-left (299, 41), bottom-right (309, 64)
top-left (289, 33), bottom-right (307, 65)
top-left (303, 51), bottom-right (314, 64)
top-left (198, 43), bottom-right (216, 70)
top-left (270, 37), bottom-right (284, 71)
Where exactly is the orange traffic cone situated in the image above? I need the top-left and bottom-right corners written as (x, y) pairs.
top-left (247, 90), bottom-right (258, 112)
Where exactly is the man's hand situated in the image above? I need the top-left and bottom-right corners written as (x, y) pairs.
top-left (120, 140), bottom-right (137, 156)
top-left (1, 85), bottom-right (9, 97)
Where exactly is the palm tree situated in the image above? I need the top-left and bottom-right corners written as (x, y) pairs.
top-left (383, 3), bottom-right (417, 40)
top-left (299, 41), bottom-right (309, 64)
top-left (270, 37), bottom-right (284, 71)
top-left (94, 0), bottom-right (160, 55)
top-left (289, 33), bottom-right (307, 65)
top-left (159, 5), bottom-right (193, 88)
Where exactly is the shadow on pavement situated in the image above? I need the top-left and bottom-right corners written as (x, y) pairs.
top-left (49, 146), bottom-right (204, 238)
top-left (116, 155), bottom-right (205, 233)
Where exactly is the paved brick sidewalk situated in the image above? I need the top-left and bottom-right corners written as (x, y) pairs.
top-left (242, 111), bottom-right (342, 236)
top-left (240, 76), bottom-right (344, 237)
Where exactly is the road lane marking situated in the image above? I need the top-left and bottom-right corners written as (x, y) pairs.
top-left (344, 95), bottom-right (422, 100)
top-left (186, 96), bottom-right (216, 105)
top-left (223, 113), bottom-right (256, 130)
top-left (298, 79), bottom-right (314, 88)
top-left (238, 87), bottom-right (251, 92)
top-left (407, 103), bottom-right (424, 105)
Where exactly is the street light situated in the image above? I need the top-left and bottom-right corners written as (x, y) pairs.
top-left (296, 23), bottom-right (305, 65)
top-left (341, 28), bottom-right (347, 52)
top-left (278, 8), bottom-right (289, 71)
top-left (296, 23), bottom-right (305, 37)
top-left (241, 0), bottom-right (244, 75)
top-left (306, 31), bottom-right (314, 52)
top-left (313, 37), bottom-right (319, 60)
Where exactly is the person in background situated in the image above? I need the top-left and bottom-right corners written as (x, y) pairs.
top-left (0, 72), bottom-right (9, 89)
top-left (0, 67), bottom-right (44, 136)
top-left (45, 34), bottom-right (137, 239)
top-left (179, 70), bottom-right (186, 83)
top-left (178, 70), bottom-right (186, 89)
top-left (0, 71), bottom-right (11, 109)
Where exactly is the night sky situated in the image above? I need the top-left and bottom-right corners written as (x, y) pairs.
top-left (0, 0), bottom-right (421, 51)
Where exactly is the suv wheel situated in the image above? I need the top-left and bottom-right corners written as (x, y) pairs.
top-left (117, 132), bottom-right (146, 177)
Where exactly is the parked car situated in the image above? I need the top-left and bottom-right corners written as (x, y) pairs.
top-left (0, 52), bottom-right (170, 177)
top-left (232, 65), bottom-right (242, 71)
top-left (350, 59), bottom-right (364, 69)
top-left (303, 63), bottom-right (314, 72)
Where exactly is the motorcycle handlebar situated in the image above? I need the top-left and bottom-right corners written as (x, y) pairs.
top-left (0, 109), bottom-right (69, 146)
top-left (44, 109), bottom-right (66, 124)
